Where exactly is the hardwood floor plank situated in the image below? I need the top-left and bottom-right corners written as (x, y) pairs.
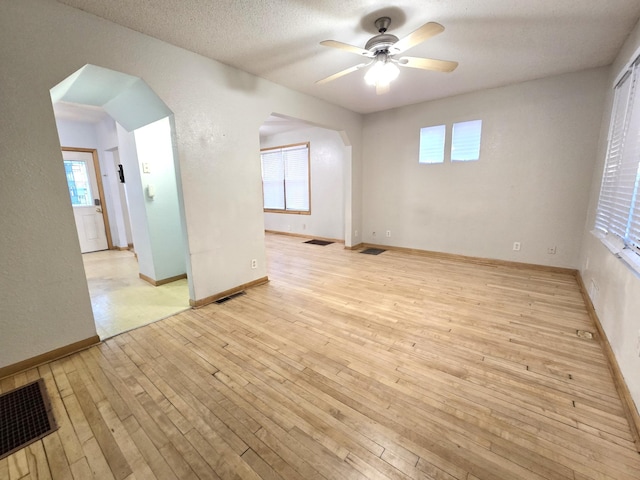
top-left (7, 451), bottom-right (29, 480)
top-left (69, 458), bottom-right (94, 480)
top-left (65, 369), bottom-right (131, 480)
top-left (25, 442), bottom-right (52, 480)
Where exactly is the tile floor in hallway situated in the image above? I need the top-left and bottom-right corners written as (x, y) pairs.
top-left (82, 249), bottom-right (190, 339)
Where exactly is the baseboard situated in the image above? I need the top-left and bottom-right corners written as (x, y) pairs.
top-left (575, 272), bottom-right (640, 453)
top-left (347, 242), bottom-right (364, 250)
top-left (361, 242), bottom-right (578, 275)
top-left (190, 276), bottom-right (269, 308)
top-left (0, 335), bottom-right (101, 380)
top-left (265, 230), bottom-right (344, 244)
top-left (139, 273), bottom-right (187, 286)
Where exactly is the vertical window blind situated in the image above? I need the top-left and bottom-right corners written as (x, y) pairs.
top-left (595, 57), bottom-right (640, 258)
top-left (261, 143), bottom-right (310, 213)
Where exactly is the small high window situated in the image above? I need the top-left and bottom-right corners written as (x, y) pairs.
top-left (418, 124), bottom-right (446, 164)
top-left (452, 120), bottom-right (482, 162)
top-left (419, 120), bottom-right (482, 164)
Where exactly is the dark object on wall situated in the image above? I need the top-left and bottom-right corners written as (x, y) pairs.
top-left (118, 164), bottom-right (125, 183)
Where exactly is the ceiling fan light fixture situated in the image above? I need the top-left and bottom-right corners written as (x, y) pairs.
top-left (364, 56), bottom-right (400, 87)
top-left (317, 17), bottom-right (456, 89)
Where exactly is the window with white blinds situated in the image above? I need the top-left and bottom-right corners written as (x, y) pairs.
top-left (595, 56), bottom-right (640, 260)
top-left (260, 143), bottom-right (310, 213)
top-left (419, 125), bottom-right (446, 164)
top-left (452, 120), bottom-right (482, 162)
top-left (419, 120), bottom-right (482, 164)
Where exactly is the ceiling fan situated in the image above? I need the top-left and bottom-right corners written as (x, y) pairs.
top-left (317, 17), bottom-right (458, 95)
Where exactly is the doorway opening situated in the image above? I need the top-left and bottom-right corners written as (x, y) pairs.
top-left (258, 113), bottom-right (353, 244)
top-left (50, 64), bottom-right (191, 339)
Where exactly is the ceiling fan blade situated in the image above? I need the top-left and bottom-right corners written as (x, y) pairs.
top-left (316, 63), bottom-right (368, 85)
top-left (320, 40), bottom-right (373, 57)
top-left (376, 83), bottom-right (390, 95)
top-left (398, 56), bottom-right (458, 73)
top-left (392, 22), bottom-right (445, 54)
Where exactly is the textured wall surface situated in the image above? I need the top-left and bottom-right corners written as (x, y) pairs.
top-left (0, 0), bottom-right (362, 368)
top-left (362, 68), bottom-right (607, 268)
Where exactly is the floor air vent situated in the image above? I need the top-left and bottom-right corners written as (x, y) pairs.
top-left (361, 248), bottom-right (386, 255)
top-left (214, 291), bottom-right (246, 304)
top-left (304, 239), bottom-right (334, 246)
top-left (0, 379), bottom-right (57, 460)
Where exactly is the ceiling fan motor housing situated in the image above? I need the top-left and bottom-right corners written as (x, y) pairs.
top-left (366, 18), bottom-right (400, 54)
top-left (365, 33), bottom-right (399, 54)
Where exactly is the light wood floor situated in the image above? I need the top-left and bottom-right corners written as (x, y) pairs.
top-left (82, 250), bottom-right (190, 339)
top-left (2, 233), bottom-right (639, 479)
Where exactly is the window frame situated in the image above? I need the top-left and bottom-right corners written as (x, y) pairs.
top-left (593, 51), bottom-right (640, 271)
top-left (260, 142), bottom-right (311, 215)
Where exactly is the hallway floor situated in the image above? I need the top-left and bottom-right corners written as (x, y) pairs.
top-left (82, 249), bottom-right (190, 339)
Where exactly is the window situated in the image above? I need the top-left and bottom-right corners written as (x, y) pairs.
top-left (594, 56), bottom-right (640, 262)
top-left (419, 120), bottom-right (482, 164)
top-left (419, 125), bottom-right (446, 164)
top-left (261, 143), bottom-right (310, 214)
top-left (452, 120), bottom-right (482, 161)
top-left (64, 160), bottom-right (92, 206)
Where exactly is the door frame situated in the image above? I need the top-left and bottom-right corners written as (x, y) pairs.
top-left (62, 147), bottom-right (113, 250)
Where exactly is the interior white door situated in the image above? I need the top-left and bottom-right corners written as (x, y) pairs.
top-left (62, 150), bottom-right (108, 253)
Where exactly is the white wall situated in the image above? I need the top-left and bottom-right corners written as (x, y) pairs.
top-left (56, 118), bottom-right (99, 148)
top-left (362, 68), bottom-right (607, 267)
top-left (134, 117), bottom-right (186, 280)
top-left (580, 18), bottom-right (640, 411)
top-left (0, 0), bottom-right (362, 369)
top-left (262, 126), bottom-right (346, 240)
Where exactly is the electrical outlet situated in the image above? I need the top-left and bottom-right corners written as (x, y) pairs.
top-left (386, 230), bottom-right (391, 237)
top-left (547, 246), bottom-right (556, 254)
top-left (251, 259), bottom-right (257, 269)
top-left (355, 230), bottom-right (358, 237)
top-left (513, 242), bottom-right (521, 251)
top-left (372, 231), bottom-right (376, 237)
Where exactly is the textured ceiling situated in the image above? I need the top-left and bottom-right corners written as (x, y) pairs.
top-left (57, 0), bottom-right (640, 114)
